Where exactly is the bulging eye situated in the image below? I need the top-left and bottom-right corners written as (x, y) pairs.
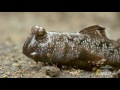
top-left (31, 26), bottom-right (39, 34)
top-left (31, 26), bottom-right (47, 40)
top-left (31, 25), bottom-right (47, 35)
top-left (37, 27), bottom-right (46, 36)
top-left (31, 25), bottom-right (47, 40)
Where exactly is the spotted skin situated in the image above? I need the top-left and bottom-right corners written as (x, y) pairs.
top-left (23, 25), bottom-right (120, 70)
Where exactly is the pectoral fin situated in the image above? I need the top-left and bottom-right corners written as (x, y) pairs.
top-left (79, 48), bottom-right (106, 66)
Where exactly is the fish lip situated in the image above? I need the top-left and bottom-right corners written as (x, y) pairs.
top-left (29, 52), bottom-right (39, 59)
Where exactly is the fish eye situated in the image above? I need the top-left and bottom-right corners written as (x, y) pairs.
top-left (31, 26), bottom-right (39, 34)
top-left (37, 27), bottom-right (46, 36)
top-left (31, 25), bottom-right (46, 35)
top-left (31, 26), bottom-right (47, 40)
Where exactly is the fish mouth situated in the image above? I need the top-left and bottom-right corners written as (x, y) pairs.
top-left (23, 34), bottom-right (38, 57)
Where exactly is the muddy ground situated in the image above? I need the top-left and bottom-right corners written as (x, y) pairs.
top-left (0, 12), bottom-right (120, 78)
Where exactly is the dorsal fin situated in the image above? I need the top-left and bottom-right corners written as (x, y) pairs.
top-left (79, 25), bottom-right (107, 38)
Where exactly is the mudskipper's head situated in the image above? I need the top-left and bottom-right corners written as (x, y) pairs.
top-left (23, 25), bottom-right (47, 59)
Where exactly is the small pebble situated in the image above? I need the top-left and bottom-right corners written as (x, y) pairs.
top-left (12, 63), bottom-right (21, 67)
top-left (41, 66), bottom-right (61, 77)
top-left (2, 74), bottom-right (8, 78)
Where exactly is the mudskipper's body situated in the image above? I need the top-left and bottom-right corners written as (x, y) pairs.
top-left (23, 25), bottom-right (120, 70)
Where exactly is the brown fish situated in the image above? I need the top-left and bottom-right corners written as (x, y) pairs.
top-left (23, 25), bottom-right (120, 70)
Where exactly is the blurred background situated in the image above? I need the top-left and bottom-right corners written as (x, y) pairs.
top-left (0, 12), bottom-right (120, 49)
